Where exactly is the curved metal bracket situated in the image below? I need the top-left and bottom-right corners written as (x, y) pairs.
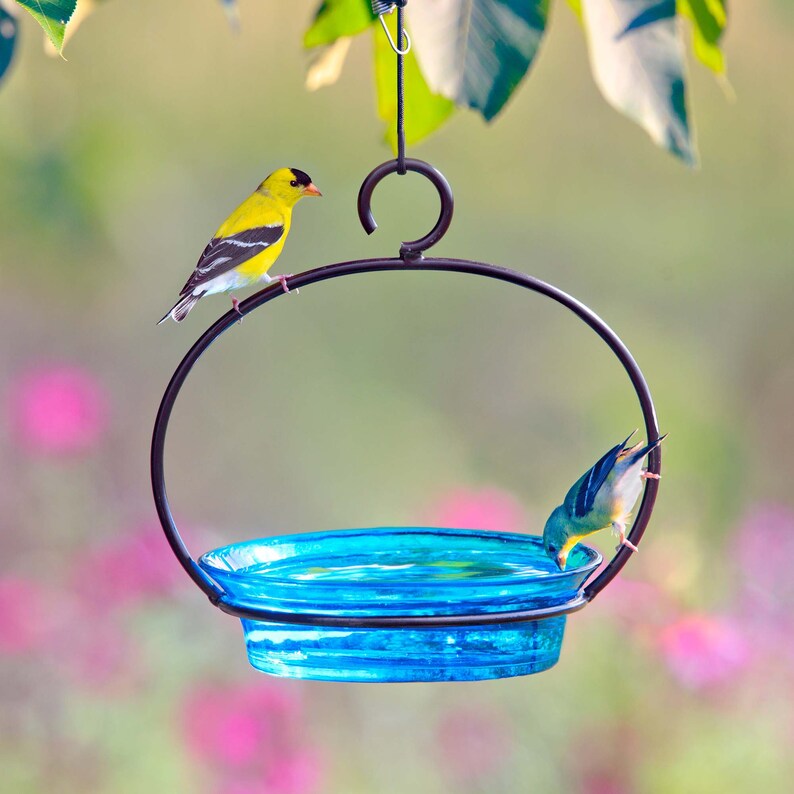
top-left (151, 258), bottom-right (661, 626)
top-left (357, 159), bottom-right (454, 259)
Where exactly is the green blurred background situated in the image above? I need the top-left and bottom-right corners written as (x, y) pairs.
top-left (1, 2), bottom-right (793, 792)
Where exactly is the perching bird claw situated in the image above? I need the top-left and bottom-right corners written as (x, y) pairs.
top-left (618, 537), bottom-right (639, 553)
top-left (641, 469), bottom-right (661, 480)
top-left (277, 274), bottom-right (298, 295)
top-left (231, 296), bottom-right (243, 320)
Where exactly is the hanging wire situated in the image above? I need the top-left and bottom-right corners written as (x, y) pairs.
top-left (396, 4), bottom-right (406, 173)
top-left (373, 1), bottom-right (409, 175)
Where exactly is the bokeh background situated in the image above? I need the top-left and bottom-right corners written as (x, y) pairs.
top-left (2, 2), bottom-right (794, 792)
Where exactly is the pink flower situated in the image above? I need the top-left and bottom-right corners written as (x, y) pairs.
top-left (72, 524), bottom-right (180, 610)
top-left (436, 707), bottom-right (512, 783)
top-left (422, 487), bottom-right (527, 533)
top-left (182, 680), bottom-right (322, 794)
top-left (734, 502), bottom-right (794, 611)
top-left (572, 720), bottom-right (639, 794)
top-left (263, 752), bottom-right (323, 794)
top-left (62, 615), bottom-right (138, 692)
top-left (216, 756), bottom-right (323, 794)
top-left (581, 775), bottom-right (631, 794)
top-left (598, 576), bottom-right (674, 636)
top-left (659, 614), bottom-right (751, 691)
top-left (0, 576), bottom-right (63, 655)
top-left (6, 365), bottom-right (108, 456)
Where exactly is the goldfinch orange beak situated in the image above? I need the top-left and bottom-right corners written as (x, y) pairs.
top-left (304, 183), bottom-right (322, 197)
top-left (555, 553), bottom-right (567, 571)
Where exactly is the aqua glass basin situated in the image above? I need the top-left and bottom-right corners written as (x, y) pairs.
top-left (198, 527), bottom-right (600, 682)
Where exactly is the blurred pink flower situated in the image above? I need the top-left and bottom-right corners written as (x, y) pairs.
top-left (659, 613), bottom-right (751, 691)
top-left (62, 615), bottom-right (138, 692)
top-left (6, 365), bottom-right (108, 456)
top-left (734, 502), bottom-right (794, 611)
top-left (182, 681), bottom-right (322, 794)
top-left (581, 775), bottom-right (630, 794)
top-left (422, 487), bottom-right (526, 533)
top-left (572, 719), bottom-right (639, 794)
top-left (437, 707), bottom-right (512, 783)
top-left (598, 576), bottom-right (674, 637)
top-left (72, 524), bottom-right (180, 610)
top-left (0, 576), bottom-right (61, 655)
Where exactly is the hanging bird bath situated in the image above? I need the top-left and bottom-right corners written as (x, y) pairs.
top-left (150, 3), bottom-right (661, 683)
top-left (151, 159), bottom-right (661, 682)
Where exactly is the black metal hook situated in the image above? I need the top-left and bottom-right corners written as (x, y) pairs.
top-left (357, 158), bottom-right (454, 259)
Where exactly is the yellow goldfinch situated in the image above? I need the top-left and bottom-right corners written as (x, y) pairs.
top-left (542, 431), bottom-right (666, 570)
top-left (158, 167), bottom-right (321, 324)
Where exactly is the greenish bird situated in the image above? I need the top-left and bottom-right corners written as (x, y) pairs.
top-left (542, 432), bottom-right (666, 570)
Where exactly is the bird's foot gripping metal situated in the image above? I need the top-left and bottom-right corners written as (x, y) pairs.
top-left (276, 274), bottom-right (297, 295)
top-left (618, 538), bottom-right (639, 553)
top-left (641, 469), bottom-right (661, 480)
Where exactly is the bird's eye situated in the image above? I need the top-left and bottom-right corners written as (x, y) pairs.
top-left (548, 545), bottom-right (557, 554)
top-left (290, 180), bottom-right (298, 187)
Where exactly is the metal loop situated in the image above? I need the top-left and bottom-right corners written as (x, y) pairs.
top-left (378, 9), bottom-right (411, 54)
top-left (151, 257), bottom-right (660, 625)
top-left (357, 159), bottom-right (454, 259)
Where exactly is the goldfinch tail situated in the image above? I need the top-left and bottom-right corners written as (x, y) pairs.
top-left (158, 294), bottom-right (202, 325)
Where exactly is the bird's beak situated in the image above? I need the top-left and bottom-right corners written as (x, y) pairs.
top-left (555, 554), bottom-right (567, 571)
top-left (304, 183), bottom-right (322, 197)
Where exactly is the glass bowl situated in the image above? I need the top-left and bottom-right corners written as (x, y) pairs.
top-left (198, 527), bottom-right (601, 682)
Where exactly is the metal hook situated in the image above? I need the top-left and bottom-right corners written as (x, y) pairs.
top-left (378, 10), bottom-right (411, 55)
top-left (357, 158), bottom-right (454, 259)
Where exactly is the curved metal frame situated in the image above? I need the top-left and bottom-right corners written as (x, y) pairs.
top-left (151, 160), bottom-right (661, 629)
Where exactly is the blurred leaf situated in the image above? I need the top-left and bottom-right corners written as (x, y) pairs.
top-left (580, 0), bottom-right (697, 166)
top-left (14, 0), bottom-right (76, 53)
top-left (218, 0), bottom-right (240, 33)
top-left (306, 35), bottom-right (352, 91)
top-left (304, 0), bottom-right (375, 49)
top-left (0, 6), bottom-right (17, 83)
top-left (616, 0), bottom-right (727, 74)
top-left (618, 0), bottom-right (675, 35)
top-left (408, 0), bottom-right (550, 122)
top-left (566, 0), bottom-right (583, 21)
top-left (374, 12), bottom-right (454, 149)
top-left (678, 0), bottom-right (727, 73)
top-left (44, 0), bottom-right (106, 56)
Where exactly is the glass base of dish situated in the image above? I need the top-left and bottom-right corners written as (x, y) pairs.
top-left (241, 617), bottom-right (566, 682)
top-left (199, 527), bottom-right (600, 683)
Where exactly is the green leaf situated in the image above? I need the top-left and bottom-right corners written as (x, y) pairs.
top-left (618, 0), bottom-right (675, 35)
top-left (374, 13), bottom-right (455, 149)
top-left (408, 0), bottom-right (550, 121)
top-left (678, 0), bottom-right (727, 73)
top-left (1, 8), bottom-right (17, 83)
top-left (15, 0), bottom-right (76, 53)
top-left (580, 0), bottom-right (697, 166)
top-left (305, 36), bottom-right (353, 91)
top-left (566, 0), bottom-right (583, 21)
top-left (304, 0), bottom-right (375, 49)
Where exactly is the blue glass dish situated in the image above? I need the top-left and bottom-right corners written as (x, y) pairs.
top-left (198, 528), bottom-right (601, 683)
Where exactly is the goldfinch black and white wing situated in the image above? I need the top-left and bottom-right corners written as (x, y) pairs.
top-left (180, 224), bottom-right (285, 296)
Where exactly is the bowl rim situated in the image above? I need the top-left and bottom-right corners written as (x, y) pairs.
top-left (197, 527), bottom-right (603, 591)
